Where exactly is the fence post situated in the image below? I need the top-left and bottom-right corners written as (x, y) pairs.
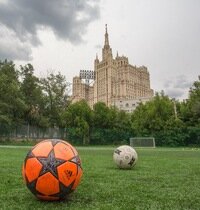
top-left (27, 123), bottom-right (30, 139)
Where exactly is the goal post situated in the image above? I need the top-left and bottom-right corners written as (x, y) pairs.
top-left (130, 137), bottom-right (156, 148)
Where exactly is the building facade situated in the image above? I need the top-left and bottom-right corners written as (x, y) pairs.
top-left (111, 97), bottom-right (152, 113)
top-left (72, 25), bottom-right (154, 109)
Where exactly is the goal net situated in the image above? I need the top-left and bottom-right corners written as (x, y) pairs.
top-left (130, 137), bottom-right (156, 148)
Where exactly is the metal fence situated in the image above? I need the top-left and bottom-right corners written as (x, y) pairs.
top-left (0, 124), bottom-right (66, 140)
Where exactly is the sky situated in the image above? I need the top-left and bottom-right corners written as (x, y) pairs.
top-left (0, 0), bottom-right (199, 100)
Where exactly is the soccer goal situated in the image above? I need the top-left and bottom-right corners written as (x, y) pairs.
top-left (130, 137), bottom-right (156, 148)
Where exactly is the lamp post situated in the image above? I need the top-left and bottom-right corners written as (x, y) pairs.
top-left (172, 98), bottom-right (177, 119)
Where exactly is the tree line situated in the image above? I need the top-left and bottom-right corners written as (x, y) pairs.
top-left (0, 60), bottom-right (199, 146)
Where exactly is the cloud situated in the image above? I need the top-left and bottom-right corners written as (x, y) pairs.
top-left (95, 44), bottom-right (101, 49)
top-left (164, 75), bottom-right (193, 99)
top-left (174, 75), bottom-right (193, 89)
top-left (165, 89), bottom-right (185, 99)
top-left (0, 0), bottom-right (100, 60)
top-left (0, 25), bottom-right (32, 60)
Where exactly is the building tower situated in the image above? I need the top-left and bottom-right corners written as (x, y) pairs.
top-left (72, 25), bottom-right (154, 110)
top-left (94, 24), bottom-right (115, 106)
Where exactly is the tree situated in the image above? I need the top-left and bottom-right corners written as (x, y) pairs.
top-left (188, 76), bottom-right (200, 125)
top-left (0, 60), bottom-right (27, 131)
top-left (62, 100), bottom-right (93, 145)
top-left (93, 102), bottom-right (111, 128)
top-left (179, 77), bottom-right (200, 146)
top-left (179, 77), bottom-right (200, 124)
top-left (19, 64), bottom-right (48, 127)
top-left (115, 110), bottom-right (131, 131)
top-left (131, 91), bottom-right (187, 146)
top-left (91, 103), bottom-right (132, 144)
top-left (40, 72), bottom-right (69, 127)
top-left (131, 103), bottom-right (149, 136)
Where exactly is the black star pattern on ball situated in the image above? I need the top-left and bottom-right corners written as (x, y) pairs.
top-left (128, 157), bottom-right (135, 166)
top-left (37, 149), bottom-right (66, 178)
top-left (25, 150), bottom-right (35, 163)
top-left (50, 139), bottom-right (62, 146)
top-left (70, 156), bottom-right (81, 166)
top-left (54, 181), bottom-right (75, 199)
top-left (27, 180), bottom-right (38, 195)
top-left (114, 149), bottom-right (122, 155)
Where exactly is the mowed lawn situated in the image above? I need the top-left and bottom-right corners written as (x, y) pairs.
top-left (0, 145), bottom-right (200, 210)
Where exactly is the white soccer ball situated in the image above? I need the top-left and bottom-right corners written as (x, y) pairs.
top-left (113, 145), bottom-right (138, 169)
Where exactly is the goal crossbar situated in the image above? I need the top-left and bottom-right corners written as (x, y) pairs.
top-left (130, 137), bottom-right (156, 148)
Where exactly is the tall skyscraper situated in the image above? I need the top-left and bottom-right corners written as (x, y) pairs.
top-left (72, 25), bottom-right (154, 110)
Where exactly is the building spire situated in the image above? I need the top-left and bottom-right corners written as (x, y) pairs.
top-left (102, 24), bottom-right (112, 60)
top-left (104, 24), bottom-right (109, 46)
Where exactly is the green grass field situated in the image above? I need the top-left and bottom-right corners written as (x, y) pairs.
top-left (0, 146), bottom-right (200, 210)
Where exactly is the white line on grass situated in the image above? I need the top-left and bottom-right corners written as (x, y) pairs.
top-left (0, 145), bottom-right (199, 152)
top-left (0, 145), bottom-right (32, 149)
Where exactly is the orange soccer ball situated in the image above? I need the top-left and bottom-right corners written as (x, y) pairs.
top-left (22, 139), bottom-right (83, 201)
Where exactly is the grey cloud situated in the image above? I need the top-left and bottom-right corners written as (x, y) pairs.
top-left (0, 42), bottom-right (32, 61)
top-left (174, 75), bottom-right (193, 89)
top-left (165, 88), bottom-right (185, 99)
top-left (95, 44), bottom-right (101, 49)
top-left (164, 75), bottom-right (192, 99)
top-left (0, 0), bottom-right (100, 60)
top-left (164, 75), bottom-right (192, 90)
top-left (0, 25), bottom-right (32, 60)
top-left (163, 80), bottom-right (172, 89)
